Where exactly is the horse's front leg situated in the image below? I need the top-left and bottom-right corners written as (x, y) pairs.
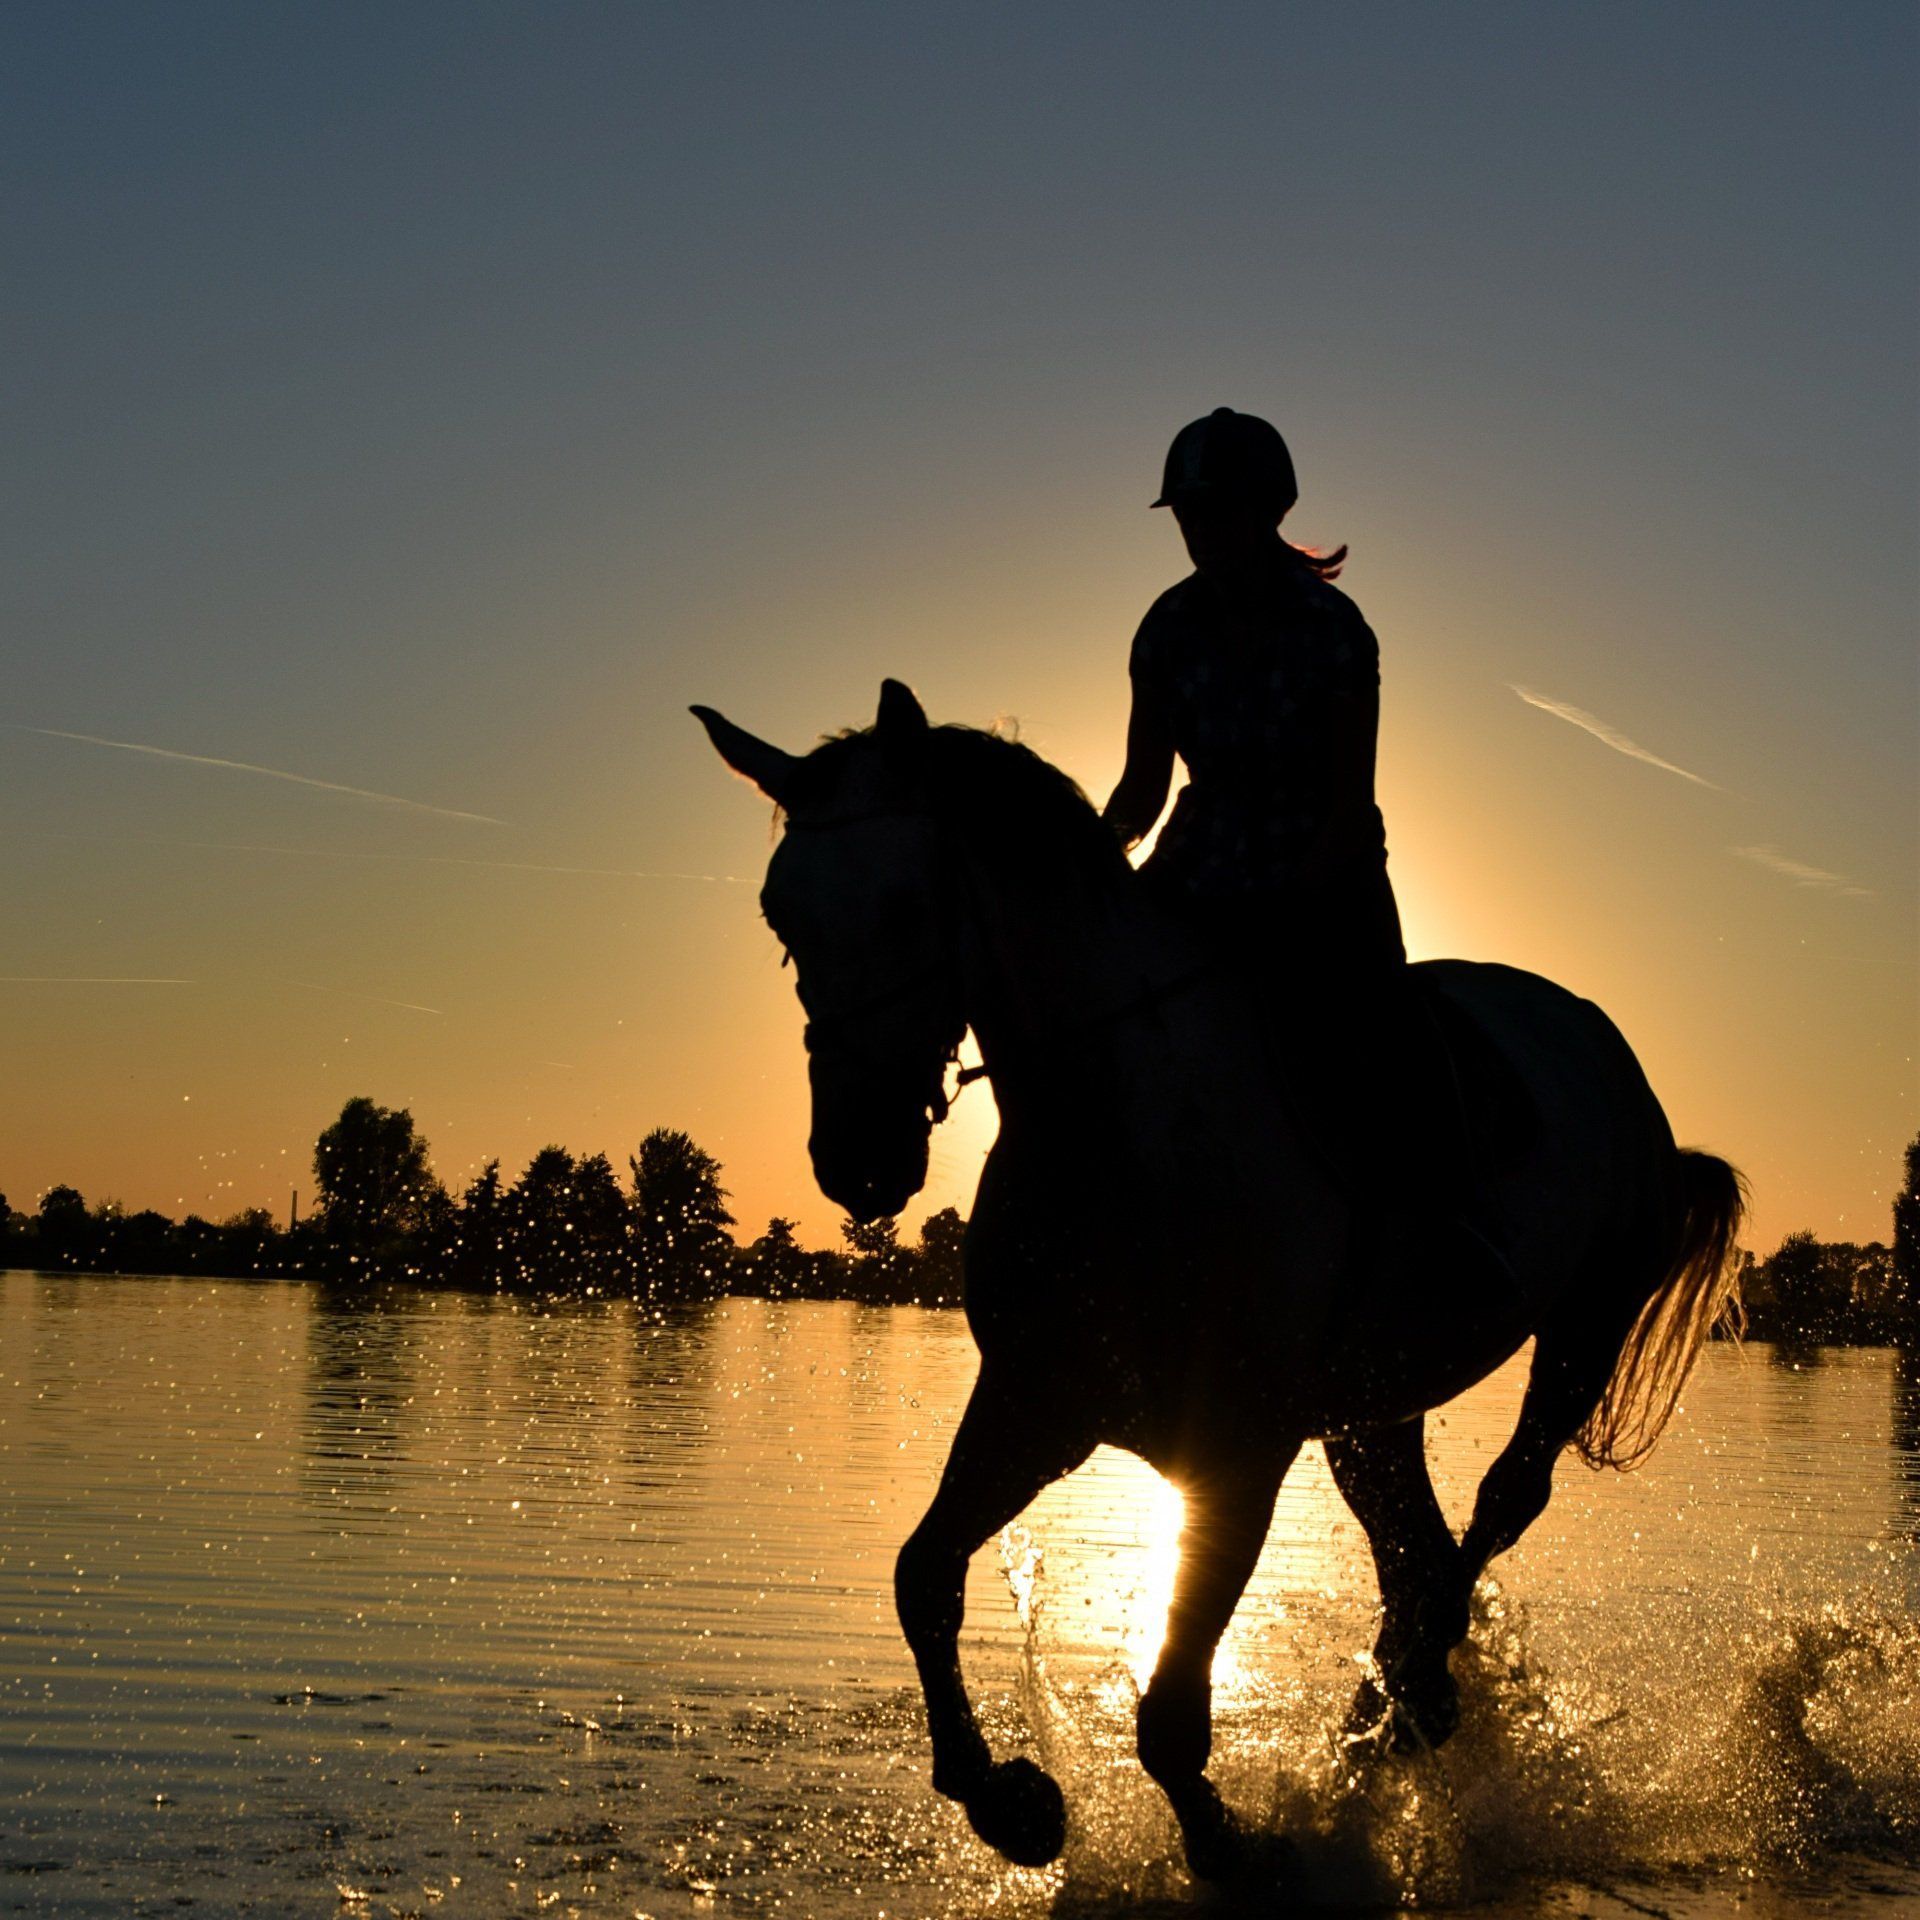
top-left (894, 1371), bottom-right (1091, 1867)
top-left (1136, 1449), bottom-right (1293, 1882)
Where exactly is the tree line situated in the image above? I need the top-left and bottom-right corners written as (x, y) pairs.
top-left (0, 1096), bottom-right (964, 1308)
top-left (1717, 1130), bottom-right (1920, 1349)
top-left (5, 1106), bottom-right (1917, 1342)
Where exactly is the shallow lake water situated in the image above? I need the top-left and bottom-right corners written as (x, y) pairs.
top-left (2, 1272), bottom-right (1917, 1918)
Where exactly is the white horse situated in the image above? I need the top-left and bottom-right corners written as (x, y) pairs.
top-left (696, 681), bottom-right (1744, 1880)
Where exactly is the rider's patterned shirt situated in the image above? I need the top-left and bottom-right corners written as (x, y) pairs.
top-left (1129, 561), bottom-right (1388, 899)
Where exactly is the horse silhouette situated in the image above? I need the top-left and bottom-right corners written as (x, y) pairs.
top-left (695, 680), bottom-right (1744, 1882)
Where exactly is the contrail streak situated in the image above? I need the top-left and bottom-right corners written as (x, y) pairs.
top-left (0, 975), bottom-right (195, 985)
top-left (1731, 845), bottom-right (1871, 897)
top-left (376, 851), bottom-right (749, 884)
top-left (6, 830), bottom-right (751, 884)
top-left (1509, 685), bottom-right (1720, 790)
top-left (11, 726), bottom-right (505, 825)
top-left (286, 980), bottom-right (446, 1016)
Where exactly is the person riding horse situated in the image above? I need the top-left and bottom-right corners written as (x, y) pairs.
top-left (1105, 407), bottom-right (1495, 1282)
top-left (692, 419), bottom-right (1744, 1880)
top-left (1105, 407), bottom-right (1396, 981)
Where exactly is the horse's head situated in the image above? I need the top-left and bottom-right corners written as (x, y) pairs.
top-left (693, 681), bottom-right (967, 1222)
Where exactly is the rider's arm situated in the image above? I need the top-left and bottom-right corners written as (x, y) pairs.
top-left (1103, 648), bottom-right (1176, 853)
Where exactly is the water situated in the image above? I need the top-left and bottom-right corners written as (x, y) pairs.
top-left (2, 1273), bottom-right (1916, 1918)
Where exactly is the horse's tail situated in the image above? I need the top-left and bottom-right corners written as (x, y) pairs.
top-left (1574, 1148), bottom-right (1748, 1471)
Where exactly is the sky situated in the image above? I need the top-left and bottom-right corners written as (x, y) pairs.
top-left (3, 2), bottom-right (1914, 1252)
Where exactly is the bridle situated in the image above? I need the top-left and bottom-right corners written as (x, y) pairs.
top-left (776, 809), bottom-right (973, 1122)
top-left (798, 958), bottom-right (969, 1112)
top-left (775, 804), bottom-right (1215, 1123)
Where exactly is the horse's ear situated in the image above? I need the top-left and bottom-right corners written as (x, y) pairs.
top-left (690, 705), bottom-right (798, 804)
top-left (875, 679), bottom-right (928, 744)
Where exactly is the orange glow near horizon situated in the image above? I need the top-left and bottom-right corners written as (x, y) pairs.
top-left (2, 562), bottom-right (1910, 1261)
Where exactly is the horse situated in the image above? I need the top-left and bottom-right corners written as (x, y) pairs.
top-left (693, 680), bottom-right (1745, 1883)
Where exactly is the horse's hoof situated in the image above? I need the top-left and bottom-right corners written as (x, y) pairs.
top-left (1345, 1662), bottom-right (1460, 1754)
top-left (1389, 1666), bottom-right (1460, 1752)
top-left (1185, 1806), bottom-right (1295, 1891)
top-left (1182, 1801), bottom-right (1249, 1884)
top-left (963, 1756), bottom-right (1067, 1867)
top-left (1343, 1672), bottom-right (1394, 1744)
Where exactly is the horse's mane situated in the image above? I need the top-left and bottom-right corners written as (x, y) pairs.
top-left (793, 723), bottom-right (1134, 888)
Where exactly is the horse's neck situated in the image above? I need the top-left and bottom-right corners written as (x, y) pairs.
top-left (957, 851), bottom-right (1340, 1299)
top-left (958, 853), bottom-right (1193, 1106)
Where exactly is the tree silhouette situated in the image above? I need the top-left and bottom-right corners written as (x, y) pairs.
top-left (413, 1183), bottom-right (458, 1277)
top-left (742, 1215), bottom-right (812, 1297)
top-left (631, 1128), bottom-right (734, 1295)
top-left (1762, 1230), bottom-right (1830, 1337)
top-left (840, 1215), bottom-right (895, 1260)
top-left (37, 1185), bottom-right (90, 1264)
top-left (38, 1184), bottom-right (86, 1228)
top-left (117, 1208), bottom-right (183, 1273)
top-left (509, 1147), bottom-right (582, 1286)
top-left (917, 1207), bottom-right (967, 1307)
top-left (1752, 1229), bottom-right (1879, 1343)
top-left (569, 1151), bottom-right (632, 1292)
top-left (1894, 1131), bottom-right (1920, 1340)
top-left (313, 1097), bottom-right (440, 1256)
top-left (456, 1160), bottom-right (508, 1284)
top-left (842, 1214), bottom-right (914, 1303)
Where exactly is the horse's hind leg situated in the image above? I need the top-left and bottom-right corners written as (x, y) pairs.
top-left (1460, 1318), bottom-right (1628, 1587)
top-left (1136, 1448), bottom-right (1295, 1882)
top-left (1324, 1419), bottom-right (1468, 1748)
top-left (894, 1371), bottom-right (1091, 1867)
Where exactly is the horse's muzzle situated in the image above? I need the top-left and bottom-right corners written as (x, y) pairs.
top-left (812, 1136), bottom-right (928, 1223)
top-left (809, 1085), bottom-right (930, 1221)
top-left (805, 1037), bottom-right (945, 1222)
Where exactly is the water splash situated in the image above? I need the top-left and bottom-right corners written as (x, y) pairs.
top-left (1001, 1523), bottom-right (1044, 1631)
top-left (999, 1562), bottom-right (1920, 1912)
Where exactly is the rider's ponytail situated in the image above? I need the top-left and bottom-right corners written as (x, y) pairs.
top-left (1285, 539), bottom-right (1349, 582)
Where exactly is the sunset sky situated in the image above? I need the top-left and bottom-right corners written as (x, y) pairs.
top-left (4, 4), bottom-right (1913, 1253)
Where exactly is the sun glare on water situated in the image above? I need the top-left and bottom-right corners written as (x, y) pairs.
top-left (1001, 1442), bottom-right (1365, 1725)
top-left (1006, 1456), bottom-right (1276, 1695)
top-left (1131, 1471), bottom-right (1187, 1688)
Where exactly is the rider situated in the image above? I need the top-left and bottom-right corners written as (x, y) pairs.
top-left (1103, 408), bottom-right (1495, 1276)
top-left (1103, 406), bottom-right (1401, 1003)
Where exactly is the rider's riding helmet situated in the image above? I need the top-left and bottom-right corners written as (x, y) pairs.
top-left (1151, 407), bottom-right (1297, 519)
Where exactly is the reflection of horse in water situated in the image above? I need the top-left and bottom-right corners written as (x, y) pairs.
top-left (696, 682), bottom-right (1745, 1882)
